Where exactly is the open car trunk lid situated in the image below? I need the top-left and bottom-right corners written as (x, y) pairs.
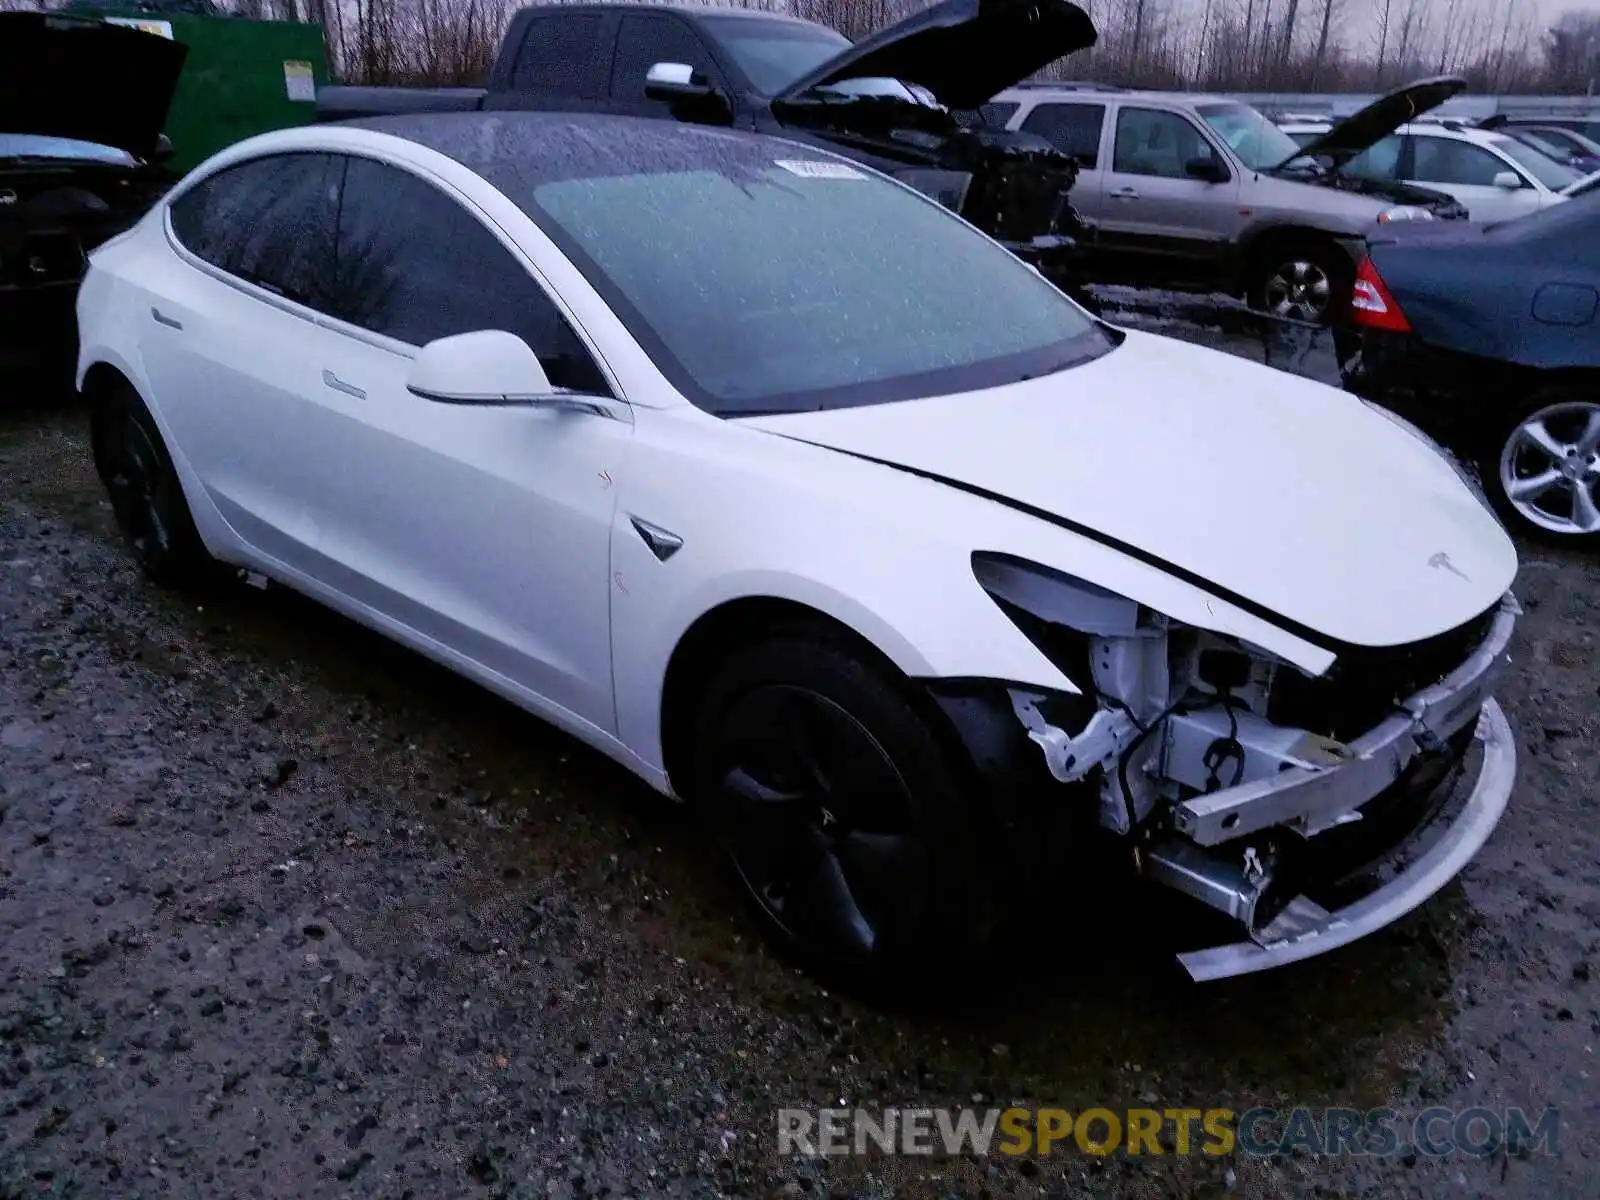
top-left (772, 0), bottom-right (1097, 112)
top-left (0, 12), bottom-right (188, 161)
top-left (1276, 75), bottom-right (1466, 169)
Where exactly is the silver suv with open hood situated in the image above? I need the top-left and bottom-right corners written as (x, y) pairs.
top-left (985, 75), bottom-right (1470, 323)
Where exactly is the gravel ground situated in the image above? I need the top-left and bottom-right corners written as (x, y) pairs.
top-left (0, 315), bottom-right (1597, 1199)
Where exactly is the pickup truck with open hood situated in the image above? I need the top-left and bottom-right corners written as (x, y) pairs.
top-left (314, 0), bottom-right (1097, 285)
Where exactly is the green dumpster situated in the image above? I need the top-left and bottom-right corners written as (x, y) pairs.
top-left (60, 8), bottom-right (329, 174)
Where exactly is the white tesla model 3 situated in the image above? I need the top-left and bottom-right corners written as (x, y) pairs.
top-left (75, 113), bottom-right (1520, 985)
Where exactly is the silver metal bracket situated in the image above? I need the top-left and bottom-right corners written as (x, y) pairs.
top-left (1008, 690), bottom-right (1138, 784)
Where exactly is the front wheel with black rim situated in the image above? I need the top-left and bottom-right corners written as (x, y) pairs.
top-left (89, 379), bottom-right (216, 585)
top-left (688, 630), bottom-right (1004, 988)
top-left (1249, 241), bottom-right (1354, 327)
top-left (1483, 390), bottom-right (1600, 543)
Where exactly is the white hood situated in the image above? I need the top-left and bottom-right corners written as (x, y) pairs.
top-left (743, 329), bottom-right (1517, 649)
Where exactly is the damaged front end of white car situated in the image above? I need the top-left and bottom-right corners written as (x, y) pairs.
top-left (959, 551), bottom-right (1518, 981)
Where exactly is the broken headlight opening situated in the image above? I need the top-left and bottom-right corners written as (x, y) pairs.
top-left (971, 551), bottom-right (1517, 977)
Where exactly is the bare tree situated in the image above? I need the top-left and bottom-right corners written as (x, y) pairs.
top-left (1311, 0), bottom-right (1340, 87)
top-left (1372, 0), bottom-right (1394, 85)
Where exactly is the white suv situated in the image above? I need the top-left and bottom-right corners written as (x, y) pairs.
top-left (1277, 119), bottom-right (1582, 222)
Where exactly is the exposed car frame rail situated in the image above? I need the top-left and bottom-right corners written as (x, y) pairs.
top-left (1173, 594), bottom-right (1517, 846)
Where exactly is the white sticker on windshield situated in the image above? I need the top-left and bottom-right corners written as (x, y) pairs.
top-left (774, 159), bottom-right (867, 180)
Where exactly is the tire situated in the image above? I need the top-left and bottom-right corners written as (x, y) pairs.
top-left (89, 379), bottom-right (216, 585)
top-left (686, 626), bottom-right (1005, 987)
top-left (1248, 239), bottom-right (1355, 327)
top-left (1478, 388), bottom-right (1600, 544)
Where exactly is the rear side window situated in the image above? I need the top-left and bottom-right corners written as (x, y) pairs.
top-left (330, 156), bottom-right (609, 394)
top-left (168, 152), bottom-right (342, 312)
top-left (611, 14), bottom-right (723, 102)
top-left (511, 13), bottom-right (609, 96)
top-left (978, 101), bottom-right (1019, 128)
top-left (1021, 102), bottom-right (1106, 168)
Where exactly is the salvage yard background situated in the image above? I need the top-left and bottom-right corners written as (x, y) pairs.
top-left (8, 0), bottom-right (1600, 95)
top-left (1, 311), bottom-right (1597, 1198)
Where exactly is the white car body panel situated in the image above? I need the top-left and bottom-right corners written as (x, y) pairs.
top-left (76, 123), bottom-right (1514, 799)
top-left (743, 328), bottom-right (1517, 648)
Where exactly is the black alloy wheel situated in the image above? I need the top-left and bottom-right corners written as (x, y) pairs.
top-left (691, 631), bottom-right (999, 984)
top-left (91, 380), bottom-right (214, 585)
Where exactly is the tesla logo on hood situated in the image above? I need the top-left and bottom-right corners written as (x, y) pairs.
top-left (1428, 551), bottom-right (1471, 582)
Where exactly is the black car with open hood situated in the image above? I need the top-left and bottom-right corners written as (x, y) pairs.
top-left (2, 12), bottom-right (186, 377)
top-left (314, 0), bottom-right (1099, 283)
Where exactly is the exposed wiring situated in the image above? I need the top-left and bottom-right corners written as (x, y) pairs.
top-left (1117, 684), bottom-right (1254, 849)
top-left (1202, 687), bottom-right (1248, 793)
top-left (1115, 692), bottom-right (1195, 841)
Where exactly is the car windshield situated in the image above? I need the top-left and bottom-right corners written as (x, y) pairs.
top-left (700, 16), bottom-right (852, 95)
top-left (1516, 129), bottom-right (1581, 160)
top-left (1196, 102), bottom-right (1306, 170)
top-left (0, 133), bottom-right (135, 166)
top-left (522, 158), bottom-right (1108, 415)
top-left (1486, 134), bottom-right (1582, 190)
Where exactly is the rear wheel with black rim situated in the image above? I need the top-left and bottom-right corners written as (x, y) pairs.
top-left (89, 379), bottom-right (216, 585)
top-left (1483, 389), bottom-right (1600, 543)
top-left (688, 628), bottom-right (1003, 987)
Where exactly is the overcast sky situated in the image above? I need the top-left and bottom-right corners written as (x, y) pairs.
top-left (1341, 0), bottom-right (1598, 38)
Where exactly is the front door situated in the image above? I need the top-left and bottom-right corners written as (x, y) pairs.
top-left (1403, 134), bottom-right (1547, 223)
top-left (1094, 105), bottom-right (1240, 287)
top-left (296, 155), bottom-right (631, 732)
top-left (607, 12), bottom-right (730, 119)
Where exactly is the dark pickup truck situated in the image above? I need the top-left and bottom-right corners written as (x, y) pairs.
top-left (317, 0), bottom-right (1099, 282)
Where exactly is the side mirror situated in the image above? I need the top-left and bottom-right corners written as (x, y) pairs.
top-left (1185, 156), bottom-right (1229, 183)
top-left (1492, 170), bottom-right (1523, 190)
top-left (645, 61), bottom-right (714, 101)
top-left (406, 330), bottom-right (552, 405)
top-left (152, 133), bottom-right (174, 164)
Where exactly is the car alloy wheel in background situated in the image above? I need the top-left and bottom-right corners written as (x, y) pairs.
top-left (1496, 398), bottom-right (1600, 539)
top-left (1262, 257), bottom-right (1334, 322)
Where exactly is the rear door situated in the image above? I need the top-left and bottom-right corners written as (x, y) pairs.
top-left (608, 11), bottom-right (730, 118)
top-left (1401, 133), bottom-right (1544, 222)
top-left (1017, 99), bottom-right (1108, 226)
top-left (1095, 103), bottom-right (1239, 284)
top-left (143, 151), bottom-right (347, 574)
